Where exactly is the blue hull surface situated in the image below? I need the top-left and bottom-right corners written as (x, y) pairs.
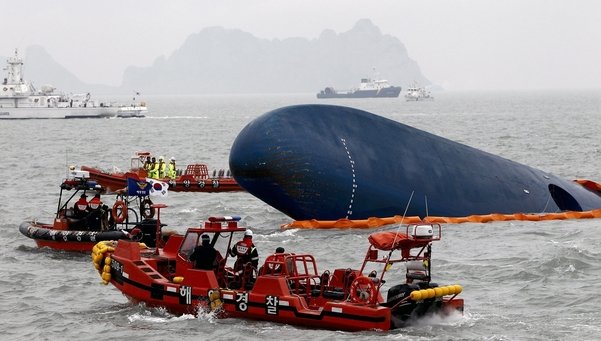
top-left (229, 105), bottom-right (601, 220)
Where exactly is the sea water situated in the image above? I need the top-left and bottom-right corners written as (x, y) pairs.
top-left (1, 90), bottom-right (600, 340)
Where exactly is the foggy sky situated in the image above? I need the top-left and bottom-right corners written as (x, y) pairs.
top-left (4, 0), bottom-right (601, 91)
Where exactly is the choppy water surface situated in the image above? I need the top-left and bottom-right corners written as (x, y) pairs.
top-left (1, 90), bottom-right (600, 340)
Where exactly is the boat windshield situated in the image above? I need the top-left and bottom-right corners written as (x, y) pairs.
top-left (178, 229), bottom-right (236, 260)
top-left (179, 231), bottom-right (200, 256)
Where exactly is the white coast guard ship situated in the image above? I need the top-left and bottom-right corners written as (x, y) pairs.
top-left (0, 49), bottom-right (119, 120)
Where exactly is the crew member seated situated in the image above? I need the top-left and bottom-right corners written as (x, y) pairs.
top-left (259, 247), bottom-right (286, 275)
top-left (270, 246), bottom-right (286, 273)
top-left (86, 193), bottom-right (104, 230)
top-left (73, 194), bottom-right (89, 218)
top-left (189, 234), bottom-right (222, 270)
top-left (88, 193), bottom-right (102, 210)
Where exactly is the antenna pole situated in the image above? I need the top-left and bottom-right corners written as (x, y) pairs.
top-left (387, 190), bottom-right (415, 263)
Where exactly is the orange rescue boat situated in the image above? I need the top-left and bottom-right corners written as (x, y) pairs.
top-left (81, 152), bottom-right (243, 193)
top-left (92, 207), bottom-right (463, 331)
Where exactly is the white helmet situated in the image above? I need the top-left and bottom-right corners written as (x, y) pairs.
top-left (159, 156), bottom-right (164, 161)
top-left (170, 157), bottom-right (175, 161)
top-left (244, 230), bottom-right (253, 237)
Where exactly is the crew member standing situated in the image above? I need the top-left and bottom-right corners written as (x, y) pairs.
top-left (158, 156), bottom-right (166, 179)
top-left (148, 157), bottom-right (158, 179)
top-left (167, 157), bottom-right (177, 180)
top-left (230, 230), bottom-right (259, 273)
top-left (189, 234), bottom-right (222, 270)
top-left (143, 156), bottom-right (152, 172)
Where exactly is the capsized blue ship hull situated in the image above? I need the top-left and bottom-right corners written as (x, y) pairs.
top-left (229, 105), bottom-right (601, 220)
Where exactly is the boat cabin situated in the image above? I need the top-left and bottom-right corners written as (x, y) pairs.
top-left (172, 216), bottom-right (248, 287)
top-left (56, 169), bottom-right (107, 231)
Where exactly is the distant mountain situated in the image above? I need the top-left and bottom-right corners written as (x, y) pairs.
top-left (3, 20), bottom-right (431, 95)
top-left (122, 19), bottom-right (430, 94)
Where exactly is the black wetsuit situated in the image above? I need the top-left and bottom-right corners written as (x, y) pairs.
top-left (189, 242), bottom-right (219, 270)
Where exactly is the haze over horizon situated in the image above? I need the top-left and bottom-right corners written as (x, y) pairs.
top-left (4, 0), bottom-right (601, 91)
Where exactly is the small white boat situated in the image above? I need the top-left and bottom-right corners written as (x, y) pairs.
top-left (405, 85), bottom-right (434, 102)
top-left (117, 103), bottom-right (148, 118)
top-left (0, 49), bottom-right (120, 120)
top-left (116, 91), bottom-right (148, 118)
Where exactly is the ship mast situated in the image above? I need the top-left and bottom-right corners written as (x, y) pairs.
top-left (5, 49), bottom-right (24, 85)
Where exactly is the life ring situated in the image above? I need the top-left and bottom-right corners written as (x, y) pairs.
top-left (141, 198), bottom-right (155, 219)
top-left (112, 200), bottom-right (128, 223)
top-left (349, 276), bottom-right (377, 304)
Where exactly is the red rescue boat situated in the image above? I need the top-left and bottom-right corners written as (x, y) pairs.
top-left (81, 151), bottom-right (243, 193)
top-left (92, 207), bottom-right (463, 331)
top-left (19, 168), bottom-right (163, 252)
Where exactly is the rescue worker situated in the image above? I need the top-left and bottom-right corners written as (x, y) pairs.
top-left (73, 194), bottom-right (89, 217)
top-left (167, 157), bottom-right (177, 180)
top-left (87, 193), bottom-right (103, 230)
top-left (189, 234), bottom-right (222, 270)
top-left (147, 157), bottom-right (158, 179)
top-left (260, 246), bottom-right (286, 275)
top-left (143, 156), bottom-right (152, 172)
top-left (230, 230), bottom-right (259, 273)
top-left (157, 156), bottom-right (166, 179)
top-left (88, 193), bottom-right (102, 210)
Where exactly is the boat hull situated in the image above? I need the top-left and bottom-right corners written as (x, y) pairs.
top-left (0, 107), bottom-right (118, 120)
top-left (99, 237), bottom-right (462, 331)
top-left (229, 104), bottom-right (601, 220)
top-left (19, 221), bottom-right (129, 252)
top-left (117, 106), bottom-right (148, 118)
top-left (81, 166), bottom-right (244, 193)
top-left (317, 86), bottom-right (401, 99)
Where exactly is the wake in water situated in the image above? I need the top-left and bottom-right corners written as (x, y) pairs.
top-left (124, 303), bottom-right (223, 325)
top-left (127, 309), bottom-right (196, 324)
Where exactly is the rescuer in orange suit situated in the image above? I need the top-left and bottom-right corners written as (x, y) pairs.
top-left (230, 230), bottom-right (259, 274)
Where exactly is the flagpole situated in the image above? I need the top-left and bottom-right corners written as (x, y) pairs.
top-left (152, 203), bottom-right (168, 254)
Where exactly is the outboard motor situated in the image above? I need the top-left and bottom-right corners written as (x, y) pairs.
top-left (132, 219), bottom-right (162, 247)
top-left (386, 283), bottom-right (419, 306)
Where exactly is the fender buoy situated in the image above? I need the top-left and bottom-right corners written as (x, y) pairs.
top-left (208, 289), bottom-right (223, 311)
top-left (141, 198), bottom-right (155, 219)
top-left (112, 200), bottom-right (128, 223)
top-left (349, 276), bottom-right (377, 304)
top-left (92, 241), bottom-right (116, 285)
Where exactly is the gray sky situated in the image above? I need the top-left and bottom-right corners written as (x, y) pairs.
top-left (3, 0), bottom-right (601, 90)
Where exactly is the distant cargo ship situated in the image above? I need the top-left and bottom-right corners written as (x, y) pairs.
top-left (316, 77), bottom-right (401, 99)
top-left (229, 104), bottom-right (601, 220)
